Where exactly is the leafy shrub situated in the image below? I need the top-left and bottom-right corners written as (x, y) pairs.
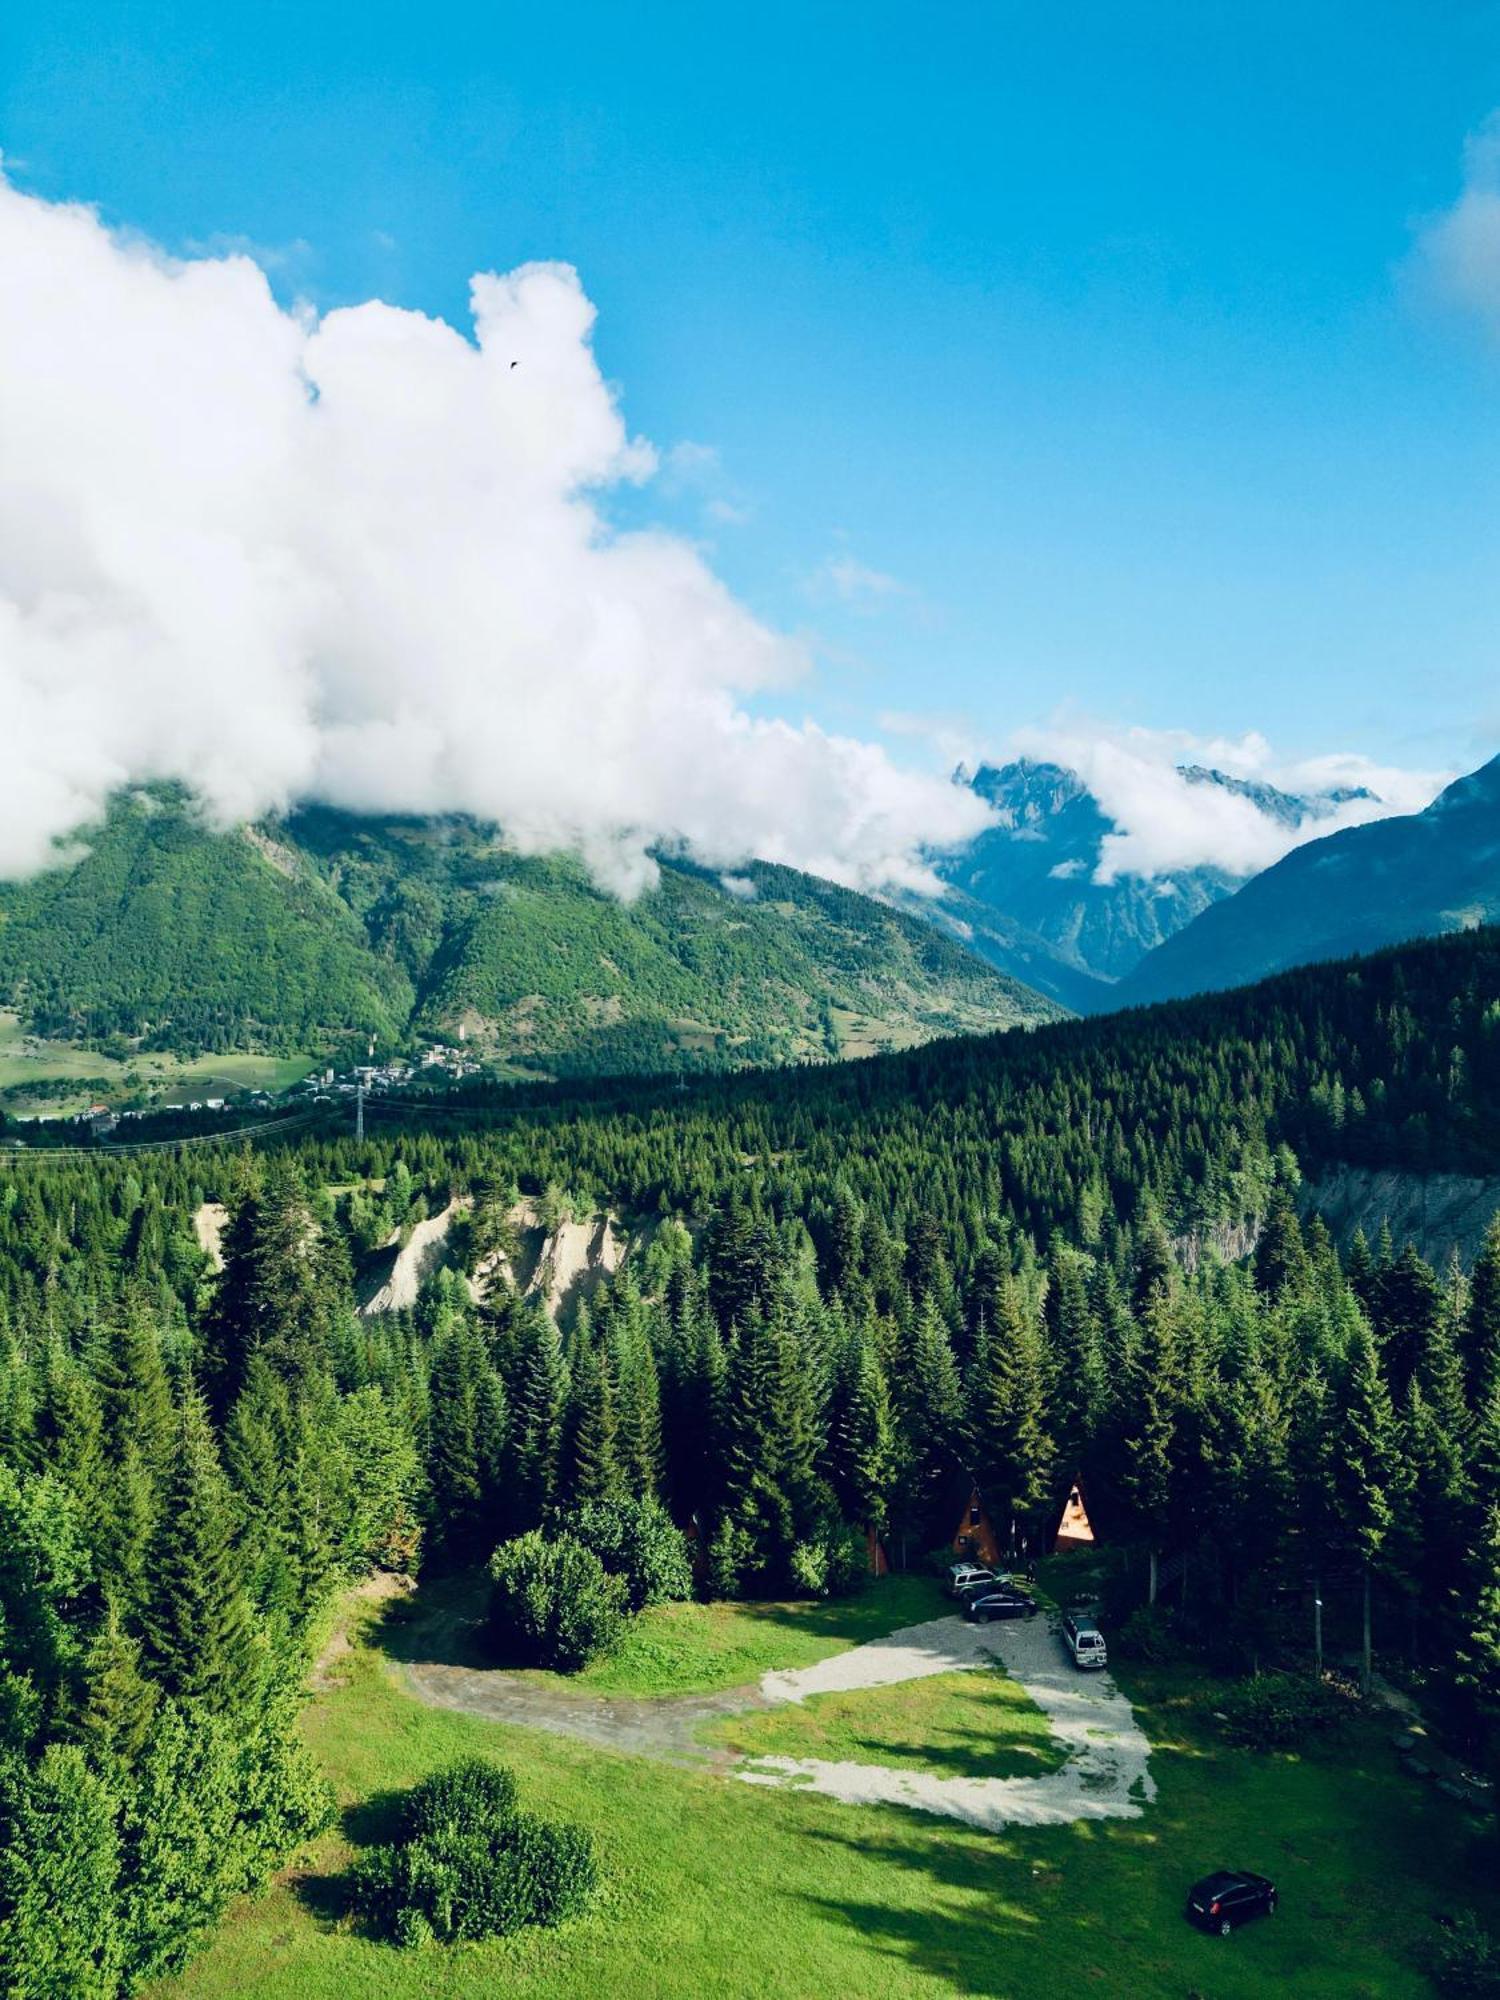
top-left (1435, 1913), bottom-right (1500, 1998)
top-left (567, 1497), bottom-right (693, 1613)
top-left (1116, 1603), bottom-right (1178, 1664)
top-left (787, 1522), bottom-right (868, 1600)
top-left (398, 1758), bottom-right (518, 1844)
top-left (487, 1531), bottom-right (626, 1671)
top-left (1214, 1672), bottom-right (1348, 1750)
top-left (705, 1516), bottom-right (757, 1600)
top-left (348, 1758), bottom-right (597, 1948)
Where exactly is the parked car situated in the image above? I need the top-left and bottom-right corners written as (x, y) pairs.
top-left (956, 1570), bottom-right (1013, 1600)
top-left (964, 1588), bottom-right (1040, 1623)
top-left (1184, 1871), bottom-right (1277, 1936)
top-left (1060, 1614), bottom-right (1107, 1670)
top-left (949, 1563), bottom-right (997, 1597)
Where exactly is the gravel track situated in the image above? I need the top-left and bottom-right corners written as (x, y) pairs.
top-left (396, 1609), bottom-right (1155, 1832)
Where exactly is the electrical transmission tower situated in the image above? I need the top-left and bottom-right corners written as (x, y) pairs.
top-left (355, 1079), bottom-right (365, 1144)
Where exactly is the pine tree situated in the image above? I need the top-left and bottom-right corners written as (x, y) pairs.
top-left (612, 1317), bottom-right (665, 1500)
top-left (69, 1599), bottom-right (159, 1766)
top-left (96, 1301), bottom-right (175, 1487)
top-left (892, 1296), bottom-right (963, 1544)
top-left (971, 1275), bottom-right (1054, 1535)
top-left (509, 1304), bottom-right (568, 1529)
top-left (425, 1321), bottom-right (484, 1556)
top-left (1335, 1318), bottom-right (1400, 1694)
top-left (1253, 1183), bottom-right (1308, 1299)
top-left (1117, 1294), bottom-right (1180, 1601)
top-left (827, 1324), bottom-right (895, 1531)
top-left (143, 1396), bottom-right (256, 1708)
top-left (564, 1313), bottom-right (621, 1506)
top-left (1044, 1245), bottom-right (1106, 1472)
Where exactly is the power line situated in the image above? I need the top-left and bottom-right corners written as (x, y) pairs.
top-left (0, 1107), bottom-right (326, 1162)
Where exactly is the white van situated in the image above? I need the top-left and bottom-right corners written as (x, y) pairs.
top-left (1061, 1615), bottom-right (1107, 1671)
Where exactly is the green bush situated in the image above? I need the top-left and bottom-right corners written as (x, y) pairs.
top-left (1215, 1671), bottom-right (1348, 1750)
top-left (567, 1497), bottom-right (693, 1613)
top-left (348, 1758), bottom-right (597, 1948)
top-left (705, 1517), bottom-right (757, 1600)
top-left (1116, 1603), bottom-right (1178, 1664)
top-left (487, 1531), bottom-right (626, 1672)
top-left (788, 1522), bottom-right (868, 1600)
top-left (1435, 1913), bottom-right (1500, 1997)
top-left (399, 1758), bottom-right (518, 1844)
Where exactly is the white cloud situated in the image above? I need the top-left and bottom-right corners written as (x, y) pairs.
top-left (809, 549), bottom-right (906, 608)
top-left (1007, 719), bottom-right (1450, 883)
top-left (1412, 113), bottom-right (1500, 333)
top-left (0, 176), bottom-right (989, 894)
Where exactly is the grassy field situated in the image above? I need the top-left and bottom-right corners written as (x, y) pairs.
top-left (378, 1569), bottom-right (949, 1696)
top-left (158, 1576), bottom-right (1500, 2000)
top-left (706, 1664), bottom-right (1069, 1782)
top-left (0, 1014), bottom-right (313, 1114)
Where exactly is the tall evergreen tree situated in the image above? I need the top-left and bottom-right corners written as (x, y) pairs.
top-left (143, 1397), bottom-right (256, 1708)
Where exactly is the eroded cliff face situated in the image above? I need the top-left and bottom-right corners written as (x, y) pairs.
top-left (1299, 1166), bottom-right (1500, 1271)
top-left (354, 1197), bottom-right (630, 1324)
top-left (1172, 1168), bottom-right (1500, 1278)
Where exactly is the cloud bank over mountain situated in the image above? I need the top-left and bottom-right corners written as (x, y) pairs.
top-left (1007, 721), bottom-right (1449, 883)
top-left (0, 176), bottom-right (988, 894)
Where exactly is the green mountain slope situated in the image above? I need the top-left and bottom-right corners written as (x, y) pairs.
top-left (0, 793), bottom-right (412, 1050)
top-left (0, 794), bottom-right (1059, 1077)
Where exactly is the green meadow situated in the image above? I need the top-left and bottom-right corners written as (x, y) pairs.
top-left (160, 1579), bottom-right (1499, 2000)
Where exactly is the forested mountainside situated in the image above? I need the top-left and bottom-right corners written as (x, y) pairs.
top-left (2, 924), bottom-right (1499, 1992)
top-left (1121, 752), bottom-right (1500, 1007)
top-left (925, 756), bottom-right (1371, 1005)
top-left (0, 791), bottom-right (1055, 1074)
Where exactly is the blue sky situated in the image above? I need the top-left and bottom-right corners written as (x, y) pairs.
top-left (4, 0), bottom-right (1500, 784)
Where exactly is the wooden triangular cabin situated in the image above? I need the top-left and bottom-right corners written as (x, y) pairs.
top-left (1052, 1474), bottom-right (1097, 1555)
top-left (950, 1479), bottom-right (1004, 1571)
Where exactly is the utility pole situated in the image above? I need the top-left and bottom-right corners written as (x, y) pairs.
top-left (356, 1079), bottom-right (365, 1144)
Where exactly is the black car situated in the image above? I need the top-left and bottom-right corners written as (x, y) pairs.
top-left (963, 1589), bottom-right (1039, 1623)
top-left (1185, 1871), bottom-right (1277, 1936)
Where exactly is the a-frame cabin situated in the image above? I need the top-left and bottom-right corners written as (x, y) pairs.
top-left (1052, 1475), bottom-right (1097, 1554)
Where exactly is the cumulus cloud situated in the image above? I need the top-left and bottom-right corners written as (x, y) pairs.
top-left (0, 175), bottom-right (988, 894)
top-left (1008, 719), bottom-right (1450, 884)
top-left (1412, 113), bottom-right (1500, 333)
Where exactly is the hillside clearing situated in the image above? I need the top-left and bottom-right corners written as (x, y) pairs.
top-left (158, 1587), bottom-right (1500, 2000)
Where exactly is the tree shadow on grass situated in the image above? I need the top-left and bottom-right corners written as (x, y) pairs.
top-left (724, 1576), bottom-right (951, 1646)
top-left (841, 1723), bottom-right (1068, 1783)
top-left (785, 1819), bottom-right (1077, 1999)
top-left (369, 1567), bottom-right (493, 1669)
top-left (289, 1786), bottom-right (409, 1934)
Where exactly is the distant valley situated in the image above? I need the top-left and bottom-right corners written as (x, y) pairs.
top-left (1117, 750), bottom-right (1500, 1005)
top-left (0, 790), bottom-right (1057, 1112)
top-left (911, 755), bottom-right (1377, 1009)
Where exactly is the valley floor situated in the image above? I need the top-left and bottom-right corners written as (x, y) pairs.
top-left (158, 1574), bottom-right (1499, 2000)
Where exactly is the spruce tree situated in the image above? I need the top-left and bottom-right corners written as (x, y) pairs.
top-left (1335, 1318), bottom-right (1399, 1694)
top-left (827, 1324), bottom-right (895, 1531)
top-left (1468, 1215), bottom-right (1500, 1406)
top-left (69, 1599), bottom-right (159, 1767)
top-left (143, 1396), bottom-right (256, 1709)
top-left (0, 1744), bottom-right (122, 1999)
top-left (564, 1313), bottom-right (621, 1507)
top-left (971, 1275), bottom-right (1054, 1537)
top-left (509, 1304), bottom-right (568, 1529)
